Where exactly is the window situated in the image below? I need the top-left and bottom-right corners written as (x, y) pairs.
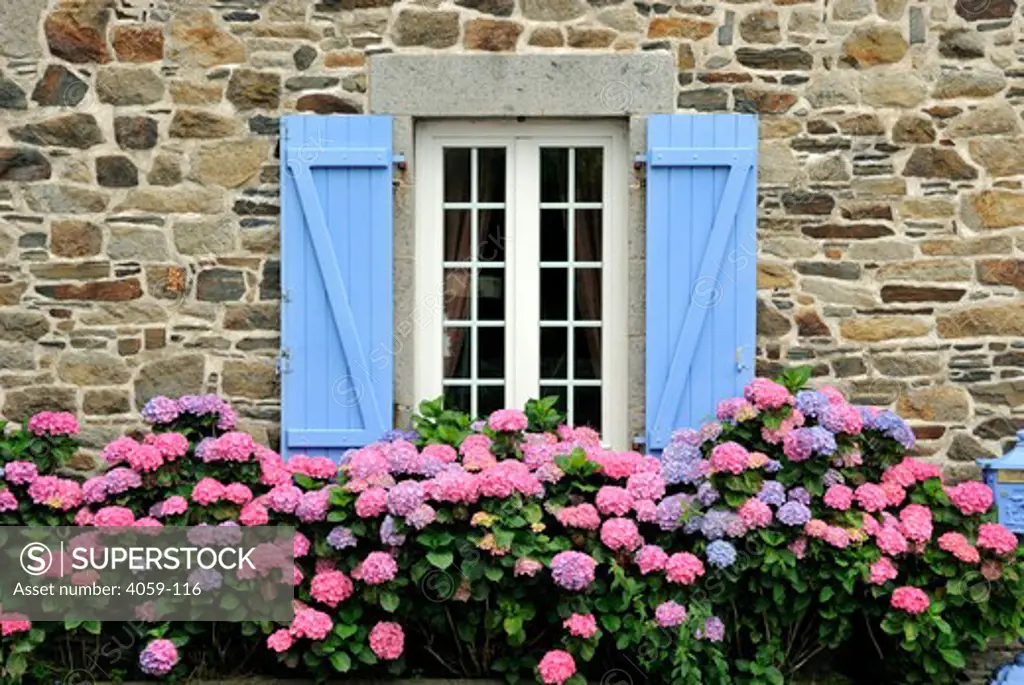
top-left (415, 121), bottom-right (628, 448)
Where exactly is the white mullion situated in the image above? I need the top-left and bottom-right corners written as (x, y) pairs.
top-left (443, 202), bottom-right (505, 210)
top-left (444, 261), bottom-right (505, 268)
top-left (535, 261), bottom-right (601, 269)
top-left (540, 202), bottom-right (602, 210)
top-left (566, 147), bottom-right (576, 426)
top-left (513, 138), bottom-right (540, 411)
top-left (469, 148), bottom-right (480, 417)
top-left (541, 320), bottom-right (600, 328)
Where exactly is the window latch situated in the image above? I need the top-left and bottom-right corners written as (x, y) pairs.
top-left (276, 348), bottom-right (291, 376)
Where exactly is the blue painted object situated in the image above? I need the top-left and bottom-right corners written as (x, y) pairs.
top-left (990, 650), bottom-right (1024, 683)
top-left (644, 114), bottom-right (759, 451)
top-left (280, 115), bottom-right (395, 459)
top-left (977, 429), bottom-right (1024, 535)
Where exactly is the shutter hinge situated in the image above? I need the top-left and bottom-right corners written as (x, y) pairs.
top-left (276, 348), bottom-right (291, 376)
top-left (736, 346), bottom-right (749, 373)
top-left (281, 288), bottom-right (291, 304)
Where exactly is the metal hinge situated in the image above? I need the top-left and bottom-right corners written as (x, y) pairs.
top-left (276, 348), bottom-right (291, 376)
top-left (281, 287), bottom-right (291, 304)
top-left (736, 346), bottom-right (749, 373)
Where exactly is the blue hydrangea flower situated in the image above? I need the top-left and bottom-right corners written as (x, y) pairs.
top-left (706, 540), bottom-right (737, 569)
top-left (764, 459), bottom-right (783, 473)
top-left (684, 515), bottom-right (704, 535)
top-left (657, 494), bottom-right (692, 531)
top-left (777, 501), bottom-right (811, 526)
top-left (697, 482), bottom-right (720, 506)
top-left (670, 428), bottom-right (703, 447)
top-left (787, 487), bottom-right (811, 506)
top-left (795, 390), bottom-right (830, 420)
top-left (700, 509), bottom-right (731, 540)
top-left (327, 526), bottom-right (357, 550)
top-left (758, 480), bottom-right (786, 507)
top-left (865, 410), bottom-right (916, 449)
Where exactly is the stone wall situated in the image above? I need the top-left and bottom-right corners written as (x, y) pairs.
top-left (0, 0), bottom-right (1022, 471)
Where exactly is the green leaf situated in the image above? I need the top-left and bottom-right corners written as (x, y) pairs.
top-left (503, 616), bottom-right (523, 636)
top-left (940, 649), bottom-right (965, 669)
top-left (380, 591), bottom-right (400, 613)
top-left (7, 654), bottom-right (26, 678)
top-left (600, 614), bottom-right (622, 632)
top-left (82, 620), bottom-right (102, 635)
top-left (330, 652), bottom-right (352, 672)
top-left (819, 586), bottom-right (834, 602)
top-left (427, 551), bottom-right (454, 570)
top-left (334, 623), bottom-right (358, 639)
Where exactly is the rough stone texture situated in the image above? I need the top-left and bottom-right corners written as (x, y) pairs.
top-left (0, 0), bottom-right (1020, 515)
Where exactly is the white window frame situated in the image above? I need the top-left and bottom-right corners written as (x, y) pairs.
top-left (414, 120), bottom-right (629, 449)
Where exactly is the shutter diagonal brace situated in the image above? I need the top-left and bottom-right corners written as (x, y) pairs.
top-left (650, 154), bottom-right (754, 447)
top-left (287, 159), bottom-right (387, 436)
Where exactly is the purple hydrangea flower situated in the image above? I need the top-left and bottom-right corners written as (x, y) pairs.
top-left (794, 390), bottom-right (830, 420)
top-left (195, 438), bottom-right (216, 462)
top-left (670, 428), bottom-right (703, 447)
top-left (327, 527), bottom-right (357, 550)
top-left (684, 515), bottom-right (704, 535)
top-left (380, 515), bottom-right (406, 546)
top-left (656, 494), bottom-right (692, 531)
top-left (387, 480), bottom-right (425, 517)
top-left (777, 501), bottom-right (811, 526)
top-left (787, 487), bottom-right (811, 506)
top-left (698, 617), bottom-right (726, 642)
top-left (188, 568), bottom-right (223, 591)
top-left (758, 481), bottom-right (785, 507)
top-left (105, 468), bottom-right (141, 494)
top-left (865, 410), bottom-right (916, 449)
top-left (823, 469), bottom-right (845, 487)
top-left (764, 459), bottom-right (783, 473)
top-left (706, 540), bottom-right (737, 569)
top-left (407, 503), bottom-right (436, 529)
top-left (141, 396), bottom-right (179, 424)
top-left (550, 551), bottom-right (597, 591)
top-left (697, 482), bottom-right (720, 506)
top-left (700, 509), bottom-right (731, 540)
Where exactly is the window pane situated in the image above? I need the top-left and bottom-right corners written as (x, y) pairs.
top-left (575, 329), bottom-right (601, 380)
top-left (444, 148), bottom-right (470, 203)
top-left (541, 148), bottom-right (568, 203)
top-left (575, 269), bottom-right (601, 322)
top-left (443, 329), bottom-right (470, 379)
top-left (540, 268), bottom-right (568, 321)
top-left (478, 326), bottom-right (505, 379)
top-left (574, 386), bottom-right (602, 431)
top-left (479, 209), bottom-right (505, 263)
top-left (444, 210), bottom-right (471, 262)
top-left (478, 148), bottom-right (506, 203)
top-left (541, 328), bottom-right (568, 380)
top-left (540, 385), bottom-right (568, 415)
top-left (575, 148), bottom-right (603, 202)
top-left (575, 209), bottom-right (602, 263)
top-left (477, 268), bottom-right (504, 321)
top-left (478, 385), bottom-right (505, 417)
top-left (541, 209), bottom-right (568, 263)
top-left (443, 268), bottom-right (471, 320)
top-left (444, 385), bottom-right (470, 414)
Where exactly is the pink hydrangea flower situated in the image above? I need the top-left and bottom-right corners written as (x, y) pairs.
top-left (27, 411), bottom-right (79, 437)
top-left (821, 403), bottom-right (863, 435)
top-left (876, 526), bottom-right (909, 556)
top-left (861, 513), bottom-right (881, 537)
top-left (124, 444), bottom-right (163, 473)
top-left (635, 545), bottom-right (669, 575)
top-left (595, 486), bottom-right (634, 516)
top-left (27, 476), bottom-right (81, 510)
top-left (977, 523), bottom-right (1018, 555)
top-left (593, 451), bottom-right (643, 479)
top-left (738, 498), bottom-right (773, 529)
top-left (556, 503), bottom-right (602, 530)
top-left (290, 608), bottom-right (333, 640)
top-left (0, 619), bottom-right (31, 637)
top-left (655, 601), bottom-right (687, 627)
top-left (3, 461), bottom-right (38, 485)
top-left (426, 468), bottom-right (479, 505)
top-left (891, 586), bottom-right (929, 615)
top-left (709, 442), bottom-right (750, 475)
top-left (903, 457), bottom-right (943, 482)
top-left (352, 552), bottom-right (398, 585)
top-left (823, 484), bottom-right (853, 511)
top-left (762, 409), bottom-right (805, 445)
top-left (804, 519), bottom-right (828, 539)
top-left (899, 504), bottom-right (932, 543)
top-left (869, 557), bottom-right (898, 585)
top-left (488, 409), bottom-right (528, 432)
top-left (369, 621), bottom-right (405, 660)
top-left (191, 478), bottom-right (225, 506)
top-left (938, 532), bottom-right (980, 563)
top-left (239, 501), bottom-right (269, 526)
top-left (267, 629), bottom-right (293, 652)
top-left (563, 613), bottom-right (597, 638)
top-left (600, 518), bottom-right (643, 552)
top-left (293, 532), bottom-right (310, 558)
top-left (138, 639), bottom-right (178, 676)
top-left (538, 650), bottom-right (576, 685)
top-left (0, 489), bottom-right (18, 513)
top-left (665, 552), bottom-right (705, 586)
top-left (223, 483), bottom-right (254, 506)
top-left (824, 527), bottom-right (850, 549)
top-left (717, 398), bottom-right (758, 423)
top-left (514, 558), bottom-right (543, 577)
top-left (355, 487), bottom-right (389, 518)
top-left (93, 506), bottom-right (135, 527)
top-left (946, 481), bottom-right (993, 516)
top-left (102, 436), bottom-right (139, 466)
top-left (854, 484), bottom-right (888, 513)
top-left (744, 378), bottom-right (793, 410)
top-left (310, 570), bottom-right (354, 608)
top-left (626, 472), bottom-right (666, 501)
top-left (634, 498), bottom-right (658, 523)
top-left (144, 432), bottom-right (189, 461)
top-left (882, 462), bottom-right (916, 488)
top-left (881, 481), bottom-right (906, 508)
top-left (789, 537), bottom-right (807, 559)
top-left (462, 445), bottom-right (498, 472)
top-left (288, 455), bottom-right (337, 479)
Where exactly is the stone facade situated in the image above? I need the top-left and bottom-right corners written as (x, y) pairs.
top-left (0, 0), bottom-right (1023, 476)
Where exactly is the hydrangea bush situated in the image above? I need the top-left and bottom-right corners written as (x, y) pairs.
top-left (0, 372), bottom-right (1020, 684)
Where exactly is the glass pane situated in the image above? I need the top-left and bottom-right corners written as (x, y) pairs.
top-left (575, 328), bottom-right (601, 380)
top-left (541, 328), bottom-right (568, 380)
top-left (541, 148), bottom-right (568, 203)
top-left (478, 326), bottom-right (504, 379)
top-left (477, 268), bottom-right (504, 321)
top-left (478, 148), bottom-right (506, 203)
top-left (540, 385), bottom-right (568, 415)
top-left (443, 329), bottom-right (470, 379)
top-left (575, 209), bottom-right (602, 262)
top-left (575, 148), bottom-right (603, 202)
top-left (444, 210), bottom-right (471, 262)
top-left (541, 209), bottom-right (568, 263)
top-left (575, 269), bottom-right (601, 322)
top-left (444, 385), bottom-right (470, 414)
top-left (574, 386), bottom-right (602, 431)
top-left (479, 209), bottom-right (505, 263)
top-left (444, 148), bottom-right (470, 203)
top-left (478, 385), bottom-right (505, 417)
top-left (443, 268), bottom-right (471, 320)
top-left (540, 268), bottom-right (568, 321)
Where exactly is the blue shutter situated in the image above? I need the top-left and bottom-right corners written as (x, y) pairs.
top-left (645, 114), bottom-right (758, 451)
top-left (280, 115), bottom-right (394, 459)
